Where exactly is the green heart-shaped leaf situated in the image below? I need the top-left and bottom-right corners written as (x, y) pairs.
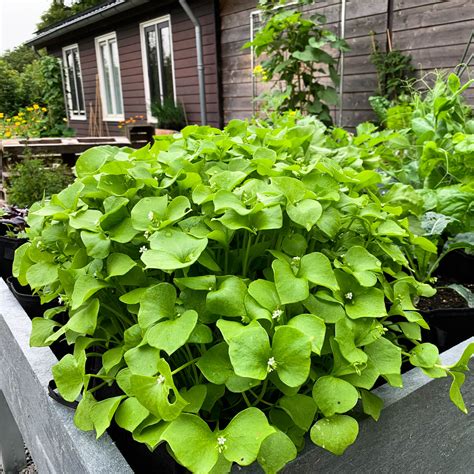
top-left (312, 376), bottom-right (359, 417)
top-left (310, 415), bottom-right (359, 455)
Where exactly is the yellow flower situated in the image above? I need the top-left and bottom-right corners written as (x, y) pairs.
top-left (288, 110), bottom-right (296, 116)
top-left (15, 121), bottom-right (21, 126)
top-left (33, 104), bottom-right (39, 110)
top-left (18, 112), bottom-right (24, 116)
top-left (6, 118), bottom-right (11, 122)
top-left (22, 120), bottom-right (27, 124)
top-left (41, 107), bottom-right (47, 112)
top-left (5, 131), bottom-right (11, 138)
top-left (26, 107), bottom-right (33, 112)
top-left (253, 64), bottom-right (264, 76)
top-left (0, 113), bottom-right (3, 119)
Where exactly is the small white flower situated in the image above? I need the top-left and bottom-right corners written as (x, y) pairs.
top-left (144, 231), bottom-right (150, 239)
top-left (267, 357), bottom-right (277, 372)
top-left (272, 308), bottom-right (283, 320)
top-left (291, 256), bottom-right (301, 266)
top-left (148, 211), bottom-right (154, 221)
top-left (217, 436), bottom-right (227, 452)
top-left (93, 272), bottom-right (97, 278)
top-left (58, 296), bottom-right (63, 305)
top-left (345, 292), bottom-right (353, 301)
top-left (208, 286), bottom-right (214, 291)
top-left (139, 246), bottom-right (147, 254)
top-left (156, 374), bottom-right (165, 384)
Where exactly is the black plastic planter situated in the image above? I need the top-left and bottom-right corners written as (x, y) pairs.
top-left (6, 276), bottom-right (45, 319)
top-left (436, 250), bottom-right (474, 283)
top-left (422, 307), bottom-right (474, 352)
top-left (0, 235), bottom-right (27, 280)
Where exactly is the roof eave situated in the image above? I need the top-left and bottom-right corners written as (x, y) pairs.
top-left (26, 0), bottom-right (150, 48)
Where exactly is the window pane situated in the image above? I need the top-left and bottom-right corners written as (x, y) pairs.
top-left (109, 39), bottom-right (123, 115)
top-left (145, 26), bottom-right (161, 106)
top-left (66, 50), bottom-right (79, 113)
top-left (73, 49), bottom-right (85, 113)
top-left (159, 25), bottom-right (173, 100)
top-left (100, 42), bottom-right (114, 115)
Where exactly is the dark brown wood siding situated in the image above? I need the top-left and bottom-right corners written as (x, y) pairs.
top-left (48, 0), bottom-right (221, 136)
top-left (219, 0), bottom-right (474, 128)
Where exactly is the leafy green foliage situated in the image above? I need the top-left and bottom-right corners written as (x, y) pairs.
top-left (14, 114), bottom-right (474, 472)
top-left (37, 0), bottom-right (105, 30)
top-left (245, 1), bottom-right (348, 124)
top-left (151, 98), bottom-right (187, 131)
top-left (7, 158), bottom-right (74, 207)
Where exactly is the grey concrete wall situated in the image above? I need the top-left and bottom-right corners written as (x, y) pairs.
top-left (0, 279), bottom-right (132, 474)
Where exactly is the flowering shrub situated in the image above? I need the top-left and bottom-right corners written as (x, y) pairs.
top-left (0, 104), bottom-right (49, 139)
top-left (13, 115), bottom-right (473, 472)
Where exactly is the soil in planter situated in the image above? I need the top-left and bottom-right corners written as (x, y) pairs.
top-left (417, 279), bottom-right (474, 353)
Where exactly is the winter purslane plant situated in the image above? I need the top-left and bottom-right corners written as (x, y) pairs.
top-left (14, 116), bottom-right (474, 473)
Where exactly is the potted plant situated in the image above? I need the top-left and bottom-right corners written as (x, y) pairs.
top-left (151, 98), bottom-right (186, 135)
top-left (0, 205), bottom-right (28, 279)
top-left (12, 115), bottom-right (474, 473)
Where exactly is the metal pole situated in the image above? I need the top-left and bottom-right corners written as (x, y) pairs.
top-left (338, 0), bottom-right (346, 126)
top-left (179, 0), bottom-right (207, 125)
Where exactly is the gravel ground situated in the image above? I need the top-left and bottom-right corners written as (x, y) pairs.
top-left (0, 446), bottom-right (37, 473)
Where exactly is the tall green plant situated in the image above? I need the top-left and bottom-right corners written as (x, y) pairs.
top-left (245, 1), bottom-right (348, 124)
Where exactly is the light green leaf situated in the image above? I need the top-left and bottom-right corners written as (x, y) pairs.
top-left (206, 276), bottom-right (247, 317)
top-left (124, 344), bottom-right (161, 376)
top-left (409, 343), bottom-right (439, 368)
top-left (257, 430), bottom-right (297, 474)
top-left (106, 253), bottom-right (137, 279)
top-left (365, 337), bottom-right (401, 375)
top-left (310, 415), bottom-right (359, 455)
top-left (161, 414), bottom-right (218, 474)
top-left (288, 313), bottom-right (326, 354)
top-left (222, 408), bottom-right (275, 465)
top-left (71, 275), bottom-right (107, 310)
top-left (143, 229), bottom-right (208, 270)
top-left (299, 252), bottom-right (338, 291)
top-left (279, 394), bottom-right (317, 431)
top-left (67, 298), bottom-right (100, 335)
top-left (286, 199), bottom-right (322, 231)
top-left (92, 396), bottom-right (125, 438)
top-left (273, 326), bottom-right (311, 387)
top-left (52, 354), bottom-right (85, 402)
top-left (26, 262), bottom-right (58, 288)
top-left (81, 231), bottom-right (111, 259)
top-left (312, 376), bottom-right (359, 417)
top-left (138, 283), bottom-right (176, 329)
top-left (360, 389), bottom-right (383, 421)
top-left (115, 397), bottom-right (150, 432)
top-left (227, 322), bottom-right (270, 380)
top-left (147, 310), bottom-right (198, 355)
top-left (273, 259), bottom-right (309, 305)
top-left (30, 318), bottom-right (60, 347)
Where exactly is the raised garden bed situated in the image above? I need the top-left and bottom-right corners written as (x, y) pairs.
top-left (1, 277), bottom-right (472, 473)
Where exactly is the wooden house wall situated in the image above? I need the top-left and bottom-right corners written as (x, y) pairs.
top-left (48, 0), bottom-right (221, 136)
top-left (219, 0), bottom-right (474, 128)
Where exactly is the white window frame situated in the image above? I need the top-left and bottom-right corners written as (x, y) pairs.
top-left (62, 44), bottom-right (87, 121)
top-left (140, 15), bottom-right (177, 123)
top-left (95, 32), bottom-right (125, 121)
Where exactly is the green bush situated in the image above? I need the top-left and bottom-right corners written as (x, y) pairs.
top-left (14, 114), bottom-right (473, 473)
top-left (7, 158), bottom-right (74, 208)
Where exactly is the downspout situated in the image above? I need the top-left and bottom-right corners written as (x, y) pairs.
top-left (338, 0), bottom-right (346, 126)
top-left (179, 0), bottom-right (207, 125)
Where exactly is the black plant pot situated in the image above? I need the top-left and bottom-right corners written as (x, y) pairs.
top-left (422, 307), bottom-right (474, 352)
top-left (6, 276), bottom-right (45, 318)
top-left (436, 250), bottom-right (474, 283)
top-left (0, 235), bottom-right (27, 280)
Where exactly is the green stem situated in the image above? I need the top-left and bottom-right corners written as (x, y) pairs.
top-left (242, 392), bottom-right (252, 408)
top-left (171, 357), bottom-right (200, 375)
top-left (242, 232), bottom-right (253, 278)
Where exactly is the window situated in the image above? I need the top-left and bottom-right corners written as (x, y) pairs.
top-left (95, 32), bottom-right (124, 121)
top-left (140, 16), bottom-right (176, 122)
top-left (62, 44), bottom-right (86, 120)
